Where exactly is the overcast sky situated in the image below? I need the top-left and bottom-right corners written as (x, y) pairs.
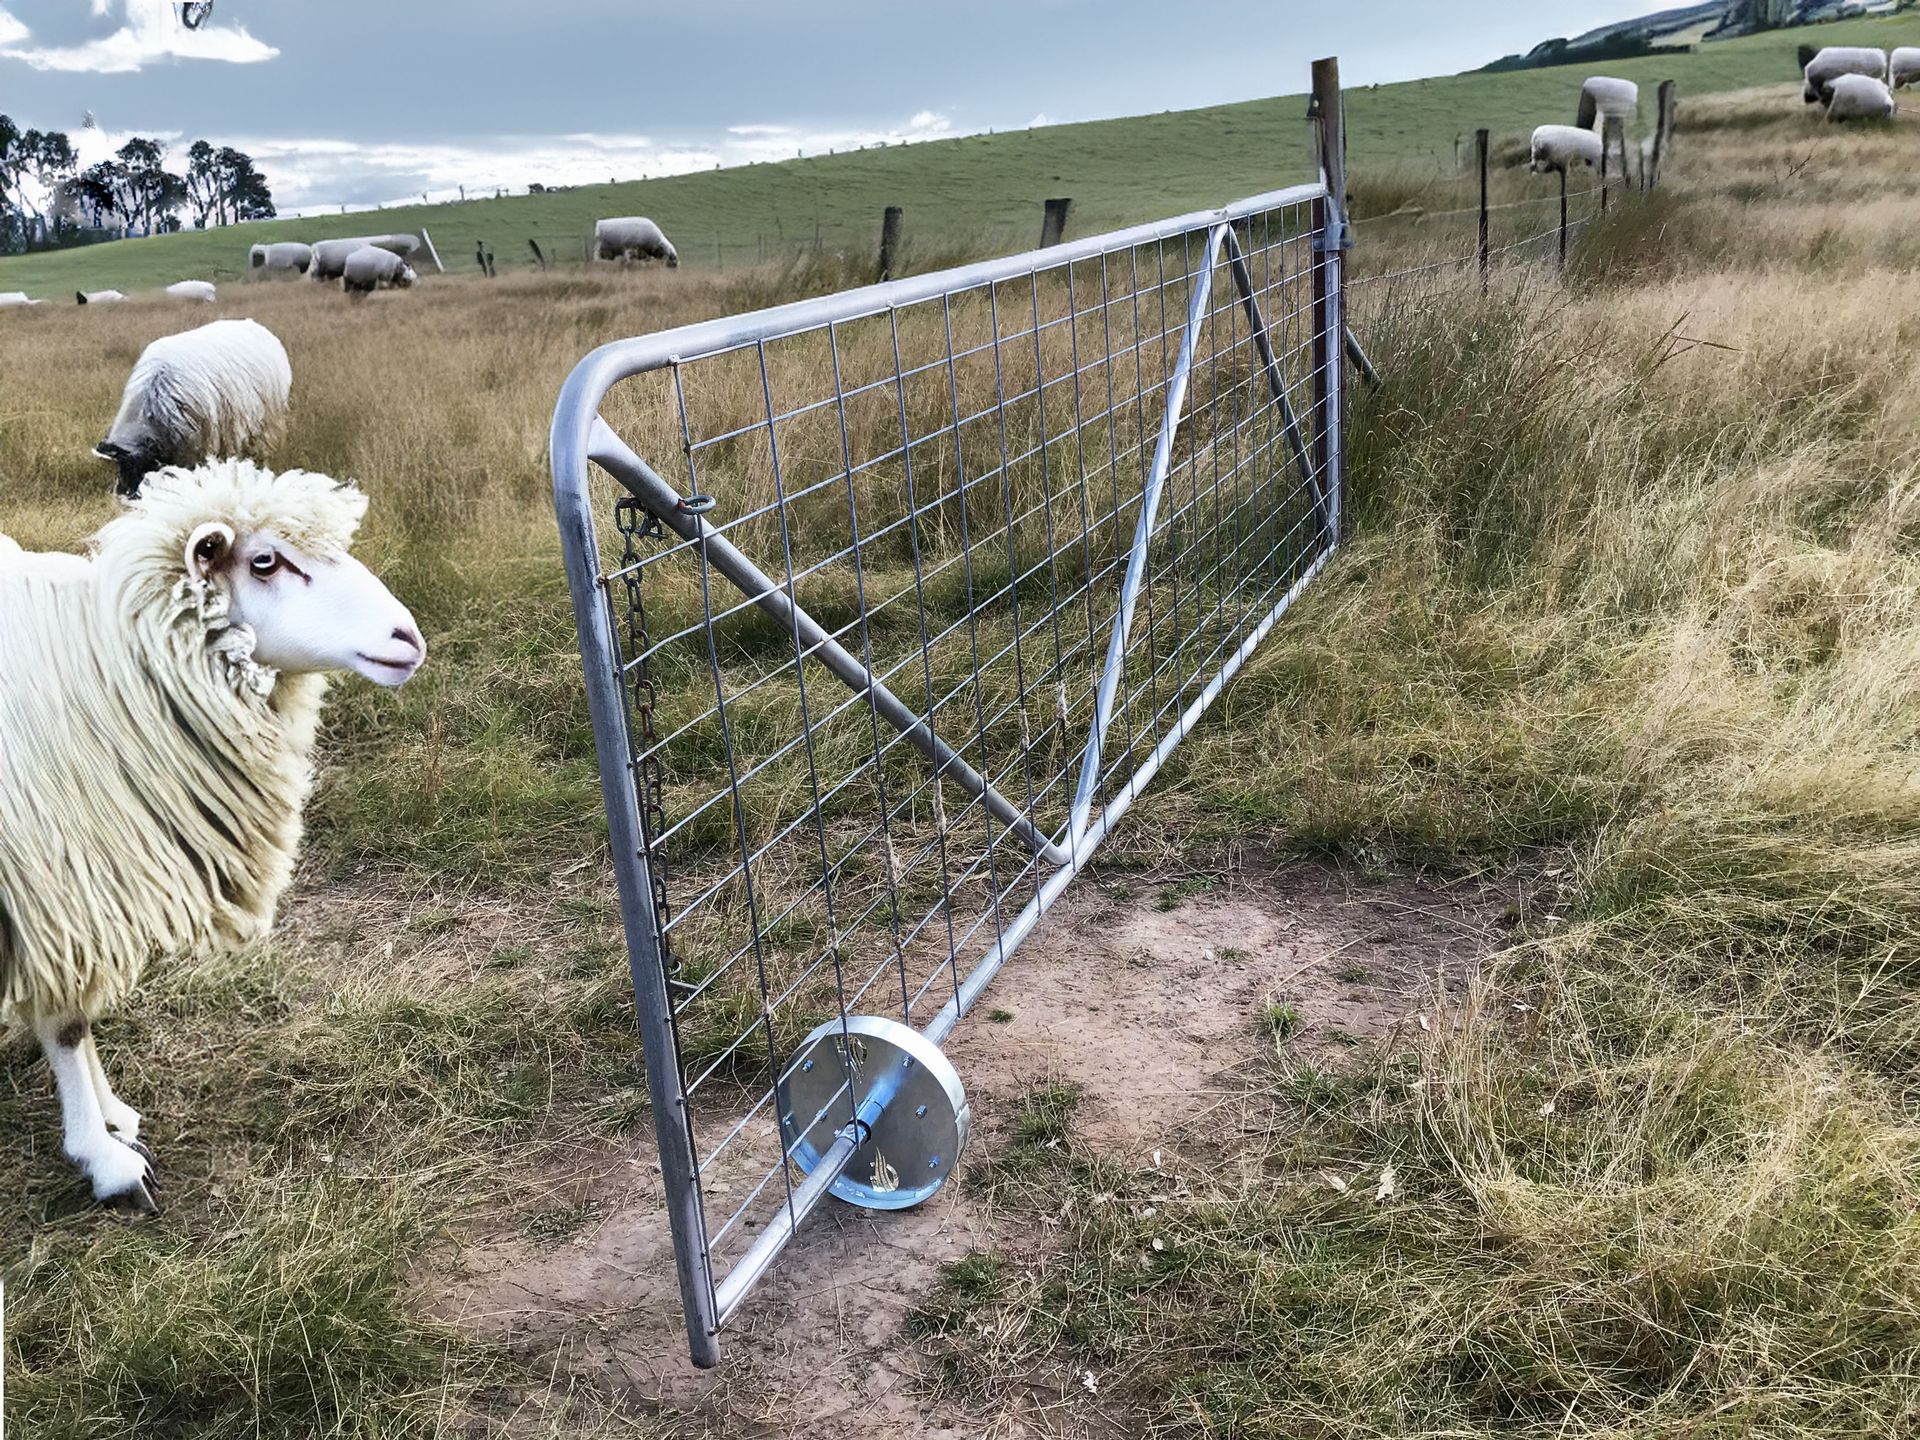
top-left (0, 0), bottom-right (1677, 211)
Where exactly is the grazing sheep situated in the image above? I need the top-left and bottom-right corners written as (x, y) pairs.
top-left (248, 242), bottom-right (312, 278)
top-left (1804, 47), bottom-right (1887, 104)
top-left (0, 292), bottom-right (42, 308)
top-left (1826, 74), bottom-right (1898, 123)
top-left (1529, 124), bottom-right (1603, 175)
top-left (76, 290), bottom-right (127, 305)
top-left (165, 280), bottom-right (217, 304)
top-left (94, 319), bottom-right (293, 498)
top-left (1892, 47), bottom-right (1920, 91)
top-left (307, 234), bottom-right (421, 281)
top-left (0, 460), bottom-right (425, 1212)
top-left (595, 216), bottom-right (679, 267)
top-left (1577, 77), bottom-right (1639, 133)
top-left (341, 245), bottom-right (417, 295)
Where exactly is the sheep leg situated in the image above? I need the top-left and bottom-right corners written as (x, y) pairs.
top-left (35, 1015), bottom-right (159, 1214)
top-left (82, 1031), bottom-right (144, 1147)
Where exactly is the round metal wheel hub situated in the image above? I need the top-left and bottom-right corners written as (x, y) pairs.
top-left (780, 1016), bottom-right (968, 1210)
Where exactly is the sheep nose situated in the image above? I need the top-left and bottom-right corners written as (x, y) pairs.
top-left (392, 624), bottom-right (424, 655)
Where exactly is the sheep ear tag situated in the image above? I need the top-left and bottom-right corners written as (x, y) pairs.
top-left (186, 522), bottom-right (235, 580)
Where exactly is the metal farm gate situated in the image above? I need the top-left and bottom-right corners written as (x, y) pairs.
top-left (550, 71), bottom-right (1352, 1367)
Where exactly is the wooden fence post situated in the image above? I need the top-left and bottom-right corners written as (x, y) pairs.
top-left (528, 239), bottom-right (547, 271)
top-left (1039, 197), bottom-right (1073, 248)
top-left (1476, 128), bottom-right (1490, 294)
top-left (1602, 115), bottom-right (1622, 215)
top-left (878, 205), bottom-right (904, 280)
top-left (1309, 57), bottom-right (1349, 542)
top-left (1650, 81), bottom-right (1677, 190)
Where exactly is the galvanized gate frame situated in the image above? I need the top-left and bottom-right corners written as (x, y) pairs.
top-left (552, 175), bottom-right (1349, 1366)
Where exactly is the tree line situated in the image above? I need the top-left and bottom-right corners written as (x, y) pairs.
top-left (0, 117), bottom-right (275, 253)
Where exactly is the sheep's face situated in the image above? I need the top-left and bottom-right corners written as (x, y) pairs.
top-left (394, 264), bottom-right (418, 288)
top-left (95, 437), bottom-right (160, 498)
top-left (186, 521), bottom-right (426, 688)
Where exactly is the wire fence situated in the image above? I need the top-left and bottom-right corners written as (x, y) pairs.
top-left (554, 177), bottom-right (1342, 1366)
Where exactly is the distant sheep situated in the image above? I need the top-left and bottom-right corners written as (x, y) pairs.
top-left (1577, 77), bottom-right (1638, 132)
top-left (0, 461), bottom-right (425, 1212)
top-left (76, 290), bottom-right (127, 305)
top-left (165, 280), bottom-right (218, 304)
top-left (341, 246), bottom-right (417, 295)
top-left (308, 234), bottom-right (421, 281)
top-left (1529, 124), bottom-right (1602, 175)
top-left (595, 216), bottom-right (679, 267)
top-left (1826, 74), bottom-right (1897, 123)
top-left (0, 292), bottom-right (42, 308)
top-left (1804, 47), bottom-right (1887, 104)
top-left (249, 242), bottom-right (312, 277)
top-left (1892, 47), bottom-right (1920, 91)
top-left (94, 319), bottom-right (293, 497)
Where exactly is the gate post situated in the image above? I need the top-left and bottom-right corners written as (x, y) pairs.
top-left (1310, 57), bottom-right (1349, 544)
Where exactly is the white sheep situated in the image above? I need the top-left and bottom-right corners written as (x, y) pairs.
top-left (0, 460), bottom-right (425, 1212)
top-left (94, 319), bottom-right (293, 498)
top-left (165, 280), bottom-right (218, 304)
top-left (1577, 77), bottom-right (1639, 133)
top-left (341, 245), bottom-right (417, 295)
top-left (249, 242), bottom-right (313, 278)
top-left (76, 289), bottom-right (127, 305)
top-left (1529, 124), bottom-right (1603, 175)
top-left (1804, 47), bottom-right (1887, 104)
top-left (595, 216), bottom-right (679, 267)
top-left (1826, 73), bottom-right (1898, 123)
top-left (1891, 47), bottom-right (1920, 91)
top-left (307, 234), bottom-right (421, 281)
top-left (0, 292), bottom-right (42, 308)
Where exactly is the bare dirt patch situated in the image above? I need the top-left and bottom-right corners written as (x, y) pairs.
top-left (429, 860), bottom-right (1510, 1438)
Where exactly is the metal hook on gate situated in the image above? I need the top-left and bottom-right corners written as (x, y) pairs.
top-left (678, 493), bottom-right (717, 516)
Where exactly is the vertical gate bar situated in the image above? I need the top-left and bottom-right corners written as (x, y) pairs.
top-left (1067, 224), bottom-right (1228, 845)
top-left (1312, 55), bottom-right (1350, 547)
top-left (550, 416), bottom-right (722, 1370)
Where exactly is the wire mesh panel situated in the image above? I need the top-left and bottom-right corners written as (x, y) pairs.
top-left (551, 181), bottom-right (1342, 1366)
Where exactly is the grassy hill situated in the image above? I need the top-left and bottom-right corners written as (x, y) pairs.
top-left (1, 11), bottom-right (1916, 296)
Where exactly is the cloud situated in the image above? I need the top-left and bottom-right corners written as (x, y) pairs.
top-left (247, 111), bottom-right (961, 215)
top-left (1, 0), bottom-right (277, 73)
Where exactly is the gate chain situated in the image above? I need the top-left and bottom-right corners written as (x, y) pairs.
top-left (614, 496), bottom-right (677, 974)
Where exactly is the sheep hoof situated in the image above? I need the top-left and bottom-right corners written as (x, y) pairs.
top-left (87, 1138), bottom-right (161, 1216)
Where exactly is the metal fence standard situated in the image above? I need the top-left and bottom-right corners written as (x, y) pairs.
top-left (553, 81), bottom-right (1352, 1367)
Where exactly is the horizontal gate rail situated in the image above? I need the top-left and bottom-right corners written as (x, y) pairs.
top-left (553, 169), bottom-right (1347, 1367)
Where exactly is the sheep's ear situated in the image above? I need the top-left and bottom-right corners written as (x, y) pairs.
top-left (185, 521), bottom-right (235, 579)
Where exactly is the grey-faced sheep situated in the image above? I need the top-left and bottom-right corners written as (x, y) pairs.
top-left (308, 234), bottom-right (422, 281)
top-left (248, 242), bottom-right (312, 278)
top-left (1891, 47), bottom-right (1920, 91)
top-left (0, 460), bottom-right (425, 1212)
top-left (76, 289), bottom-right (127, 305)
top-left (165, 280), bottom-right (218, 304)
top-left (1530, 124), bottom-right (1602, 175)
top-left (94, 318), bottom-right (293, 498)
top-left (1577, 77), bottom-right (1638, 133)
top-left (1827, 73), bottom-right (1897, 123)
top-left (595, 216), bottom-right (679, 267)
top-left (1804, 47), bottom-right (1887, 104)
top-left (341, 245), bottom-right (417, 295)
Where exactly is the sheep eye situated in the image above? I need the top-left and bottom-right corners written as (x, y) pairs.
top-left (194, 534), bottom-right (225, 563)
top-left (249, 552), bottom-right (281, 578)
